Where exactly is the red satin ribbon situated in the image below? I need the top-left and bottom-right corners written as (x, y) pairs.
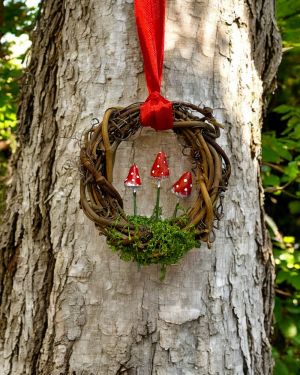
top-left (134, 0), bottom-right (173, 131)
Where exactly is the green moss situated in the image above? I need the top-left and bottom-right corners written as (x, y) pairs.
top-left (107, 215), bottom-right (199, 277)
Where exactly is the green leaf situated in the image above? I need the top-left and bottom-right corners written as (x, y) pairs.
top-left (274, 104), bottom-right (293, 114)
top-left (289, 124), bottom-right (300, 139)
top-left (276, 0), bottom-right (300, 19)
top-left (284, 161), bottom-right (300, 180)
top-left (262, 134), bottom-right (293, 162)
top-left (262, 145), bottom-right (281, 163)
top-left (278, 147), bottom-right (293, 161)
top-left (263, 174), bottom-right (280, 187)
top-left (276, 270), bottom-right (290, 284)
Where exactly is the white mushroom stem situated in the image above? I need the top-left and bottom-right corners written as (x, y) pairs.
top-left (154, 179), bottom-right (161, 220)
top-left (133, 187), bottom-right (137, 216)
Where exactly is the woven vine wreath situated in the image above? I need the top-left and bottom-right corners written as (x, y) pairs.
top-left (79, 102), bottom-right (231, 273)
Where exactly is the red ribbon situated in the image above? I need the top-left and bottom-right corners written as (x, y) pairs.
top-left (134, 0), bottom-right (173, 131)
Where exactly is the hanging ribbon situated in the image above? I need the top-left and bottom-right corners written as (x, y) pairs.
top-left (134, 0), bottom-right (173, 131)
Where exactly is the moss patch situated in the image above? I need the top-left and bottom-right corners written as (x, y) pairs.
top-left (107, 215), bottom-right (199, 275)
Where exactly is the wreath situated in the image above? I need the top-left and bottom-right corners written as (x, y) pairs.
top-left (79, 102), bottom-right (231, 275)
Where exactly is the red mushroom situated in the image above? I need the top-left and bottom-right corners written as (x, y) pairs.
top-left (124, 164), bottom-right (142, 188)
top-left (150, 152), bottom-right (170, 219)
top-left (151, 151), bottom-right (170, 179)
top-left (124, 164), bottom-right (142, 216)
top-left (171, 172), bottom-right (192, 217)
top-left (172, 171), bottom-right (192, 197)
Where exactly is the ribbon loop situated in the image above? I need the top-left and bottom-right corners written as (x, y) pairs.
top-left (134, 0), bottom-right (173, 131)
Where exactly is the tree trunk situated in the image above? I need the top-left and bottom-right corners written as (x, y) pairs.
top-left (0, 0), bottom-right (281, 374)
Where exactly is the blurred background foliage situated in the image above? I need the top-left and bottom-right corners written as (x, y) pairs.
top-left (0, 0), bottom-right (299, 373)
top-left (264, 1), bottom-right (300, 373)
top-left (0, 0), bottom-right (38, 211)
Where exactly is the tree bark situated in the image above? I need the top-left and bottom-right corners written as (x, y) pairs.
top-left (0, 0), bottom-right (281, 374)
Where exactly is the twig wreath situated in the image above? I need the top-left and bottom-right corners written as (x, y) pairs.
top-left (79, 102), bottom-right (231, 274)
top-left (79, 0), bottom-right (231, 277)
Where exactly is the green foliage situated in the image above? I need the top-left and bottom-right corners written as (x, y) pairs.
top-left (263, 1), bottom-right (300, 372)
top-left (262, 107), bottom-right (300, 194)
top-left (276, 0), bottom-right (300, 48)
top-left (0, 1), bottom-right (39, 213)
top-left (1, 1), bottom-right (37, 36)
top-left (267, 223), bottom-right (300, 374)
top-left (0, 1), bottom-right (39, 143)
top-left (0, 60), bottom-right (20, 140)
top-left (107, 215), bottom-right (199, 278)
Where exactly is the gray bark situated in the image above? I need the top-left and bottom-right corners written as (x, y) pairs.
top-left (0, 0), bottom-right (281, 374)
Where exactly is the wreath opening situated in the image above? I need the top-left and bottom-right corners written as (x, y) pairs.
top-left (79, 102), bottom-right (231, 275)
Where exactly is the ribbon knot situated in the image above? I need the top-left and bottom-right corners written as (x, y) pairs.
top-left (134, 0), bottom-right (173, 131)
top-left (140, 91), bottom-right (173, 131)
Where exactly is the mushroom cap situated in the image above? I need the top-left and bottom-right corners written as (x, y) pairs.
top-left (172, 171), bottom-right (192, 197)
top-left (150, 151), bottom-right (170, 179)
top-left (124, 164), bottom-right (142, 187)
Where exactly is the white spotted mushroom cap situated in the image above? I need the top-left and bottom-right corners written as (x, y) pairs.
top-left (124, 164), bottom-right (142, 187)
top-left (172, 171), bottom-right (192, 197)
top-left (150, 151), bottom-right (170, 179)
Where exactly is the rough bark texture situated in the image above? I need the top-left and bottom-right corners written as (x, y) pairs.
top-left (0, 0), bottom-right (281, 374)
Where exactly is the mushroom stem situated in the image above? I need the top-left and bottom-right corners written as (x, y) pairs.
top-left (154, 179), bottom-right (161, 220)
top-left (173, 198), bottom-right (180, 218)
top-left (133, 188), bottom-right (137, 216)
